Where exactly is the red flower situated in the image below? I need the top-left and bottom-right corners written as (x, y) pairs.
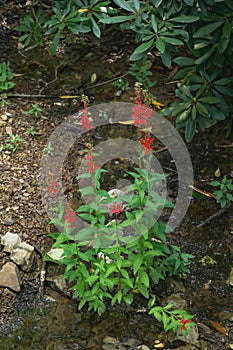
top-left (79, 109), bottom-right (93, 131)
top-left (84, 149), bottom-right (99, 174)
top-left (140, 136), bottom-right (154, 155)
top-left (132, 105), bottom-right (152, 127)
top-left (65, 208), bottom-right (76, 229)
top-left (110, 203), bottom-right (123, 215)
top-left (179, 318), bottom-right (191, 331)
top-left (48, 180), bottom-right (59, 198)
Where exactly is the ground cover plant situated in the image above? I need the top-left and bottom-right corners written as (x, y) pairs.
top-left (44, 85), bottom-right (195, 337)
top-left (14, 0), bottom-right (233, 140)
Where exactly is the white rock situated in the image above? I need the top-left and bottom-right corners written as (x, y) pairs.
top-left (1, 232), bottom-right (21, 253)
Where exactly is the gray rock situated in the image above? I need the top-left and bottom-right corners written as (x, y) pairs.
top-left (175, 325), bottom-right (199, 344)
top-left (1, 232), bottom-right (21, 253)
top-left (162, 293), bottom-right (188, 309)
top-left (10, 241), bottom-right (34, 271)
top-left (0, 262), bottom-right (22, 292)
top-left (3, 217), bottom-right (15, 226)
top-left (46, 275), bottom-right (67, 294)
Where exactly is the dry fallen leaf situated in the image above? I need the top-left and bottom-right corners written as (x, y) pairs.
top-left (210, 320), bottom-right (228, 335)
top-left (190, 185), bottom-right (216, 199)
top-left (118, 120), bottom-right (135, 125)
top-left (91, 73), bottom-right (97, 84)
top-left (214, 167), bottom-right (221, 177)
top-left (59, 95), bottom-right (80, 99)
top-left (151, 99), bottom-right (165, 109)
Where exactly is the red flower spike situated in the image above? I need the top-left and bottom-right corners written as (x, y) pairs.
top-left (110, 203), bottom-right (123, 215)
top-left (140, 136), bottom-right (154, 155)
top-left (48, 180), bottom-right (59, 198)
top-left (65, 208), bottom-right (76, 229)
top-left (84, 149), bottom-right (99, 174)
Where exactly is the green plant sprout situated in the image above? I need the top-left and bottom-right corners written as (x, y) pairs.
top-left (210, 176), bottom-right (233, 208)
top-left (199, 255), bottom-right (216, 266)
top-left (26, 126), bottom-right (36, 136)
top-left (0, 133), bottom-right (25, 153)
top-left (0, 62), bottom-right (15, 94)
top-left (112, 78), bottom-right (130, 93)
top-left (28, 103), bottom-right (43, 117)
top-left (42, 141), bottom-right (53, 155)
top-left (0, 98), bottom-right (10, 106)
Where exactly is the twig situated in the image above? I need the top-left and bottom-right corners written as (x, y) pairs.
top-left (38, 260), bottom-right (46, 300)
top-left (8, 72), bottom-right (129, 99)
top-left (32, 243), bottom-right (46, 299)
top-left (196, 203), bottom-right (232, 228)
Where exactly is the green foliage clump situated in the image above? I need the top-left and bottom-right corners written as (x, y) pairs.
top-left (0, 62), bottom-right (15, 94)
top-left (15, 0), bottom-right (233, 140)
top-left (210, 175), bottom-right (233, 208)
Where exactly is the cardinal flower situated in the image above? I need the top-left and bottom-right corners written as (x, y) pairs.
top-left (140, 136), bottom-right (154, 155)
top-left (48, 180), bottom-right (59, 199)
top-left (110, 203), bottom-right (123, 215)
top-left (65, 208), bottom-right (76, 229)
top-left (179, 318), bottom-right (191, 331)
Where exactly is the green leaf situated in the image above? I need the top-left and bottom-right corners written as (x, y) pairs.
top-left (160, 37), bottom-right (183, 46)
top-left (170, 16), bottom-right (199, 23)
top-left (133, 39), bottom-right (154, 54)
top-left (176, 108), bottom-right (191, 123)
top-left (138, 284), bottom-right (149, 298)
top-left (139, 270), bottom-right (150, 287)
top-left (151, 14), bottom-right (157, 33)
top-left (113, 0), bottom-right (135, 12)
top-left (195, 49), bottom-right (214, 65)
top-left (196, 102), bottom-right (209, 116)
top-left (173, 57), bottom-right (195, 66)
top-left (123, 293), bottom-right (134, 305)
top-left (183, 0), bottom-right (194, 5)
top-left (100, 15), bottom-right (135, 24)
top-left (90, 16), bottom-right (101, 38)
top-left (193, 21), bottom-right (223, 38)
top-left (133, 255), bottom-right (143, 274)
top-left (185, 117), bottom-right (196, 142)
top-left (50, 31), bottom-right (60, 55)
top-left (155, 37), bottom-right (165, 53)
top-left (199, 96), bottom-right (219, 104)
top-left (214, 78), bottom-right (231, 86)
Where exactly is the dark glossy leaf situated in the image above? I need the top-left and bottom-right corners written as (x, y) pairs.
top-left (195, 49), bottom-right (214, 65)
top-left (199, 96), bottom-right (219, 104)
top-left (155, 37), bottom-right (165, 53)
top-left (183, 0), bottom-right (194, 5)
top-left (176, 108), bottom-right (191, 123)
top-left (151, 14), bottom-right (157, 33)
top-left (133, 39), bottom-right (154, 54)
top-left (196, 102), bottom-right (209, 116)
top-left (50, 31), bottom-right (60, 55)
top-left (173, 57), bottom-right (195, 66)
top-left (100, 15), bottom-right (135, 23)
top-left (185, 117), bottom-right (196, 142)
top-left (161, 36), bottom-right (183, 46)
top-left (113, 0), bottom-right (135, 12)
top-left (90, 16), bottom-right (101, 38)
top-left (193, 21), bottom-right (223, 38)
top-left (218, 36), bottom-right (230, 53)
top-left (161, 51), bottom-right (171, 67)
top-left (170, 15), bottom-right (199, 23)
